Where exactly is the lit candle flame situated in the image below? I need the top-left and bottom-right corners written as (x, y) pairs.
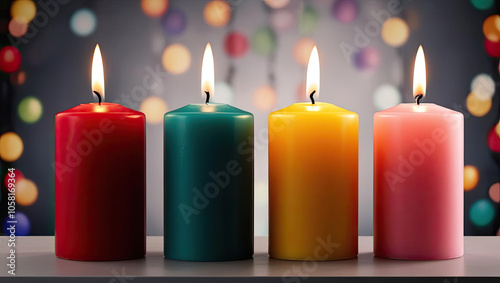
top-left (306, 45), bottom-right (320, 103)
top-left (201, 43), bottom-right (214, 103)
top-left (413, 45), bottom-right (426, 100)
top-left (92, 44), bottom-right (105, 102)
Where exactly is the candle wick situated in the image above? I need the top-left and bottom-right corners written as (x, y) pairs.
top-left (415, 94), bottom-right (423, 105)
top-left (309, 90), bottom-right (316, 105)
top-left (205, 91), bottom-right (210, 104)
top-left (93, 91), bottom-right (102, 105)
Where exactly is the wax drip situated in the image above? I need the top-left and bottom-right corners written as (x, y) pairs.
top-left (415, 94), bottom-right (423, 105)
top-left (93, 91), bottom-right (102, 105)
top-left (309, 90), bottom-right (316, 105)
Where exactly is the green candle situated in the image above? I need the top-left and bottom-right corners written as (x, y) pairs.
top-left (163, 44), bottom-right (254, 261)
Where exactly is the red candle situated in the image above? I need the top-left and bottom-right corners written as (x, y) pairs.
top-left (54, 45), bottom-right (145, 261)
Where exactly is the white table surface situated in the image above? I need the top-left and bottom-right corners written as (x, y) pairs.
top-left (0, 236), bottom-right (499, 277)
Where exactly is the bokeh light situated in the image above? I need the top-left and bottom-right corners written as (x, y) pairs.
top-left (224, 31), bottom-right (249, 58)
top-left (3, 212), bottom-right (30, 236)
top-left (331, 0), bottom-right (358, 23)
top-left (484, 38), bottom-right (500, 57)
top-left (10, 0), bottom-right (36, 24)
top-left (161, 7), bottom-right (186, 36)
top-left (0, 46), bottom-right (22, 73)
top-left (141, 0), bottom-right (169, 18)
top-left (70, 8), bottom-right (97, 37)
top-left (0, 132), bottom-right (24, 162)
top-left (299, 6), bottom-right (318, 35)
top-left (466, 92), bottom-right (491, 117)
top-left (270, 10), bottom-right (295, 32)
top-left (140, 96), bottom-right (168, 124)
top-left (471, 73), bottom-right (495, 101)
top-left (372, 84), bottom-right (401, 111)
top-left (162, 44), bottom-right (191, 74)
top-left (9, 17), bottom-right (28, 37)
top-left (18, 96), bottom-right (43, 124)
top-left (469, 199), bottom-right (495, 227)
top-left (464, 165), bottom-right (480, 191)
top-left (3, 168), bottom-right (24, 189)
top-left (214, 81), bottom-right (234, 104)
top-left (251, 27), bottom-right (277, 56)
top-left (381, 17), bottom-right (410, 47)
top-left (293, 37), bottom-right (315, 66)
top-left (204, 0), bottom-right (231, 27)
top-left (16, 179), bottom-right (38, 206)
top-left (253, 85), bottom-right (277, 111)
top-left (264, 0), bottom-right (290, 9)
top-left (295, 81), bottom-right (306, 102)
top-left (353, 47), bottom-right (380, 71)
top-left (11, 71), bottom-right (26, 85)
top-left (471, 0), bottom-right (494, 10)
top-left (488, 126), bottom-right (500, 152)
top-left (489, 183), bottom-right (500, 203)
top-left (482, 15), bottom-right (500, 42)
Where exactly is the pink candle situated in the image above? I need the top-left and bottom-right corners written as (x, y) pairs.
top-left (373, 46), bottom-right (464, 260)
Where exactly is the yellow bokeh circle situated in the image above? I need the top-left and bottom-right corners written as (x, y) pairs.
top-left (464, 165), bottom-right (479, 191)
top-left (10, 0), bottom-right (36, 24)
top-left (0, 132), bottom-right (24, 162)
top-left (495, 120), bottom-right (500, 137)
top-left (16, 178), bottom-right (38, 206)
top-left (381, 17), bottom-right (409, 47)
top-left (253, 85), bottom-right (277, 111)
top-left (483, 14), bottom-right (500, 42)
top-left (204, 0), bottom-right (231, 27)
top-left (293, 37), bottom-right (315, 66)
top-left (466, 92), bottom-right (492, 117)
top-left (264, 0), bottom-right (290, 9)
top-left (139, 96), bottom-right (168, 124)
top-left (141, 0), bottom-right (169, 18)
top-left (162, 44), bottom-right (191, 74)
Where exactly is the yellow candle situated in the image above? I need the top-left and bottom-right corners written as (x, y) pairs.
top-left (268, 47), bottom-right (358, 261)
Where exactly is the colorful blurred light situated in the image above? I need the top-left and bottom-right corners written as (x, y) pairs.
top-left (471, 73), bottom-right (495, 101)
top-left (471, 0), bottom-right (494, 10)
top-left (463, 165), bottom-right (480, 191)
top-left (496, 120), bottom-right (500, 137)
top-left (293, 38), bottom-right (315, 66)
top-left (483, 14), bottom-right (500, 42)
top-left (204, 0), bottom-right (231, 27)
top-left (331, 0), bottom-right (358, 23)
top-left (0, 132), bottom-right (24, 162)
top-left (224, 31), bottom-right (249, 58)
top-left (16, 179), bottom-right (38, 206)
top-left (214, 81), bottom-right (234, 104)
top-left (299, 6), bottom-right (318, 35)
top-left (18, 96), bottom-right (43, 124)
top-left (139, 96), bottom-right (168, 124)
top-left (466, 92), bottom-right (491, 117)
top-left (161, 7), bottom-right (186, 36)
top-left (381, 17), bottom-right (409, 47)
top-left (11, 71), bottom-right (26, 85)
top-left (3, 168), bottom-right (24, 189)
top-left (3, 212), bottom-right (30, 236)
top-left (10, 0), bottom-right (36, 24)
top-left (253, 85), bottom-right (277, 111)
top-left (488, 126), bottom-right (500, 152)
top-left (264, 0), bottom-right (290, 9)
top-left (295, 81), bottom-right (306, 102)
top-left (0, 46), bottom-right (22, 73)
top-left (270, 10), bottom-right (295, 32)
top-left (141, 0), bottom-right (169, 18)
top-left (353, 47), bottom-right (380, 71)
top-left (489, 183), bottom-right (500, 203)
top-left (372, 84), bottom-right (401, 111)
top-left (484, 38), bottom-right (500, 57)
top-left (70, 8), bottom-right (97, 37)
top-left (8, 17), bottom-right (28, 37)
top-left (251, 27), bottom-right (276, 56)
top-left (469, 199), bottom-right (495, 227)
top-left (161, 44), bottom-right (191, 74)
